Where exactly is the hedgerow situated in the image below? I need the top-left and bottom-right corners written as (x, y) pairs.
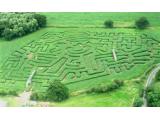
top-left (86, 80), bottom-right (124, 94)
top-left (0, 89), bottom-right (18, 96)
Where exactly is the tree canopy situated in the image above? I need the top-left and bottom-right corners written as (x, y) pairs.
top-left (0, 12), bottom-right (46, 40)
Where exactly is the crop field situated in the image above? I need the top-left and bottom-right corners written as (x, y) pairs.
top-left (0, 13), bottom-right (160, 106)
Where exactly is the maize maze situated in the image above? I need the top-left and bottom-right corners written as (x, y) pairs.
top-left (0, 30), bottom-right (160, 92)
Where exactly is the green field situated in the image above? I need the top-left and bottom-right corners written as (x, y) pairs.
top-left (0, 13), bottom-right (160, 106)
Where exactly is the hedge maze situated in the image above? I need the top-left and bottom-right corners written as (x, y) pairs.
top-left (0, 30), bottom-right (160, 92)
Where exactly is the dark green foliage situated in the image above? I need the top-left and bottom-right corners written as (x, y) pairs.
top-left (104, 20), bottom-right (113, 28)
top-left (30, 81), bottom-right (69, 102)
top-left (147, 83), bottom-right (160, 107)
top-left (34, 14), bottom-right (46, 27)
top-left (139, 88), bottom-right (144, 97)
top-left (135, 17), bottom-right (150, 29)
top-left (155, 70), bottom-right (160, 81)
top-left (145, 71), bottom-right (160, 107)
top-left (147, 91), bottom-right (160, 107)
top-left (0, 12), bottom-right (46, 40)
top-left (86, 80), bottom-right (124, 94)
top-left (30, 92), bottom-right (39, 100)
top-left (133, 97), bottom-right (143, 107)
top-left (0, 89), bottom-right (18, 96)
top-left (46, 81), bottom-right (69, 102)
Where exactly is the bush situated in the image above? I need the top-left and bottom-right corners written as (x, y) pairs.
top-left (104, 20), bottom-right (113, 28)
top-left (0, 13), bottom-right (46, 40)
top-left (46, 81), bottom-right (69, 102)
top-left (8, 90), bottom-right (18, 96)
top-left (0, 89), bottom-right (18, 96)
top-left (34, 14), bottom-right (47, 27)
top-left (146, 85), bottom-right (160, 107)
top-left (86, 80), bottom-right (124, 94)
top-left (135, 17), bottom-right (150, 29)
top-left (133, 97), bottom-right (143, 107)
top-left (147, 91), bottom-right (160, 107)
top-left (30, 92), bottom-right (39, 100)
top-left (114, 80), bottom-right (124, 87)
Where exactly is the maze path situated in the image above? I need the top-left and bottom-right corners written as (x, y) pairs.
top-left (0, 30), bottom-right (160, 92)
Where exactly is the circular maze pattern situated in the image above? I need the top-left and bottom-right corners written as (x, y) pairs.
top-left (0, 30), bottom-right (160, 91)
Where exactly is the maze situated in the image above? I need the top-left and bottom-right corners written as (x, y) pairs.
top-left (0, 29), bottom-right (160, 92)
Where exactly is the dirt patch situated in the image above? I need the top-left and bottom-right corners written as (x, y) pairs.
top-left (27, 53), bottom-right (34, 60)
top-left (15, 91), bottom-right (33, 106)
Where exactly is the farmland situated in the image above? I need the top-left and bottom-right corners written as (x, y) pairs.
top-left (0, 13), bottom-right (160, 106)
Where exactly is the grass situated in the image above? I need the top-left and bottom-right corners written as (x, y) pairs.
top-left (53, 80), bottom-right (139, 107)
top-left (41, 12), bottom-right (160, 27)
top-left (0, 13), bottom-right (160, 106)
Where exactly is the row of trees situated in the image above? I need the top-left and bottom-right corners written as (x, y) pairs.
top-left (104, 17), bottom-right (150, 29)
top-left (0, 13), bottom-right (46, 40)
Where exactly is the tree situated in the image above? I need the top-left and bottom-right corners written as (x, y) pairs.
top-left (135, 17), bottom-right (150, 29)
top-left (34, 14), bottom-right (47, 27)
top-left (46, 81), bottom-right (69, 102)
top-left (104, 20), bottom-right (113, 28)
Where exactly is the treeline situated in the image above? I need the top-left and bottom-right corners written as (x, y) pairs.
top-left (0, 12), bottom-right (46, 40)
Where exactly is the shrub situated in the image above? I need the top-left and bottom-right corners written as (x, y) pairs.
top-left (147, 91), bottom-right (160, 107)
top-left (8, 90), bottom-right (18, 96)
top-left (0, 89), bottom-right (18, 96)
top-left (30, 92), bottom-right (46, 101)
top-left (104, 20), bottom-right (113, 28)
top-left (34, 14), bottom-right (47, 27)
top-left (30, 92), bottom-right (39, 100)
top-left (114, 80), bottom-right (124, 87)
top-left (86, 80), bottom-right (124, 94)
top-left (135, 17), bottom-right (150, 29)
top-left (0, 90), bottom-right (8, 96)
top-left (146, 84), bottom-right (160, 107)
top-left (46, 81), bottom-right (69, 102)
top-left (133, 97), bottom-right (143, 107)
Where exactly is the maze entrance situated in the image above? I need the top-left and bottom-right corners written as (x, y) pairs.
top-left (0, 29), bottom-right (160, 91)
